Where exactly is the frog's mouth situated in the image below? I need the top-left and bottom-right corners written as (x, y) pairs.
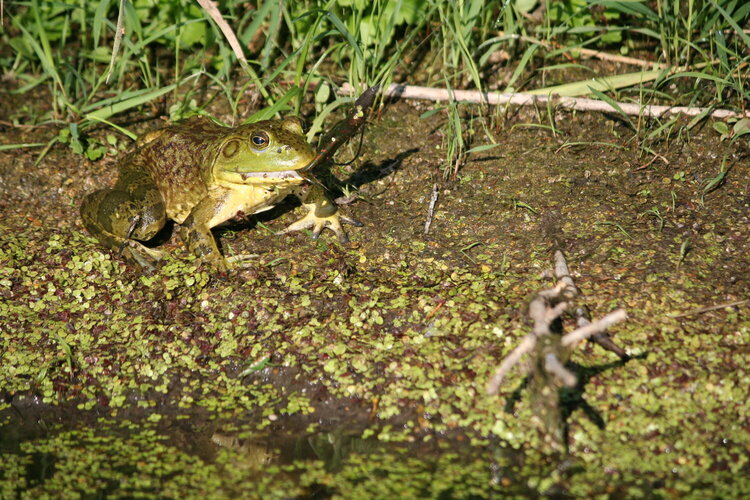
top-left (237, 170), bottom-right (305, 181)
top-left (219, 170), bottom-right (304, 184)
top-left (219, 168), bottom-right (321, 186)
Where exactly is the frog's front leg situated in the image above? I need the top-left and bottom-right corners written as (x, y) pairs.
top-left (277, 184), bottom-right (362, 243)
top-left (179, 199), bottom-right (229, 271)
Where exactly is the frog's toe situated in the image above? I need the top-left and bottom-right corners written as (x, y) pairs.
top-left (339, 215), bottom-right (364, 228)
top-left (276, 216), bottom-right (315, 236)
top-left (277, 212), bottom-right (358, 244)
top-left (327, 215), bottom-right (362, 243)
top-left (332, 228), bottom-right (349, 245)
top-left (312, 215), bottom-right (350, 244)
top-left (120, 241), bottom-right (165, 271)
top-left (310, 221), bottom-right (345, 243)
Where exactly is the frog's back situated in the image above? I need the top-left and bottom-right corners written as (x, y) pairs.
top-left (136, 117), bottom-right (228, 222)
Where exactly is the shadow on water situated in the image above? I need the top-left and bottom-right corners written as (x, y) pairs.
top-left (560, 353), bottom-right (647, 441)
top-left (1, 379), bottom-right (548, 498)
top-left (503, 349), bottom-right (643, 448)
top-left (342, 148), bottom-right (418, 189)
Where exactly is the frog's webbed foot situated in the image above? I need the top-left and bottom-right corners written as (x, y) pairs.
top-left (277, 211), bottom-right (363, 244)
top-left (119, 240), bottom-right (166, 272)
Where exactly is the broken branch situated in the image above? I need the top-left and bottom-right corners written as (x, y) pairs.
top-left (486, 250), bottom-right (629, 396)
top-left (561, 309), bottom-right (628, 348)
top-left (339, 83), bottom-right (749, 120)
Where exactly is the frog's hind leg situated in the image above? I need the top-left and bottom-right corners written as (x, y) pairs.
top-left (80, 185), bottom-right (167, 270)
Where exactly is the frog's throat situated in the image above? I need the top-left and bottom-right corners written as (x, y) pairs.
top-left (218, 170), bottom-right (306, 185)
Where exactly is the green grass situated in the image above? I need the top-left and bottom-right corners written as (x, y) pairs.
top-left (1, 0), bottom-right (748, 173)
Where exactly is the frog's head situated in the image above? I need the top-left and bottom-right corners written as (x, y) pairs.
top-left (212, 117), bottom-right (316, 185)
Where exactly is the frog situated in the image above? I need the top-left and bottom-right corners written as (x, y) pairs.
top-left (80, 116), bottom-right (361, 271)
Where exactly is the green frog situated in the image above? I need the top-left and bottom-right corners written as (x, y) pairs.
top-left (80, 116), bottom-right (361, 270)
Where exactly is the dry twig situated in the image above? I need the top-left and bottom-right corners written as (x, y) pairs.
top-left (492, 31), bottom-right (661, 68)
top-left (105, 0), bottom-right (126, 84)
top-left (561, 309), bottom-right (628, 348)
top-left (195, 0), bottom-right (247, 67)
top-left (339, 83), bottom-right (749, 120)
top-left (486, 250), bottom-right (629, 396)
top-left (670, 299), bottom-right (748, 318)
top-left (424, 183), bottom-right (439, 234)
top-left (486, 336), bottom-right (536, 396)
top-left (486, 251), bottom-right (630, 452)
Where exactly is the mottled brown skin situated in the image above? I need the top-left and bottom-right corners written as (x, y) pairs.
top-left (80, 116), bottom-right (361, 270)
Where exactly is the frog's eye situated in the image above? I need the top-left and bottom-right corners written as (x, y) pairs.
top-left (250, 131), bottom-right (270, 150)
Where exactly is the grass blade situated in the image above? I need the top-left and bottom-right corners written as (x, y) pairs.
top-left (528, 68), bottom-right (664, 96)
top-left (105, 0), bottom-right (125, 84)
top-left (243, 86), bottom-right (301, 124)
top-left (505, 44), bottom-right (538, 92)
top-left (86, 116), bottom-right (137, 140)
top-left (710, 0), bottom-right (750, 49)
top-left (587, 86), bottom-right (635, 129)
top-left (12, 13), bottom-right (63, 91)
top-left (92, 0), bottom-right (111, 48)
top-left (324, 10), bottom-right (363, 60)
top-left (86, 83), bottom-right (178, 121)
top-left (0, 143), bottom-right (47, 151)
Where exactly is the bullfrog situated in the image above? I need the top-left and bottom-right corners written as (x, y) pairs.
top-left (80, 116), bottom-right (361, 271)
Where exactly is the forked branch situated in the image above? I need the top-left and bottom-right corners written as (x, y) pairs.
top-left (486, 251), bottom-right (628, 396)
